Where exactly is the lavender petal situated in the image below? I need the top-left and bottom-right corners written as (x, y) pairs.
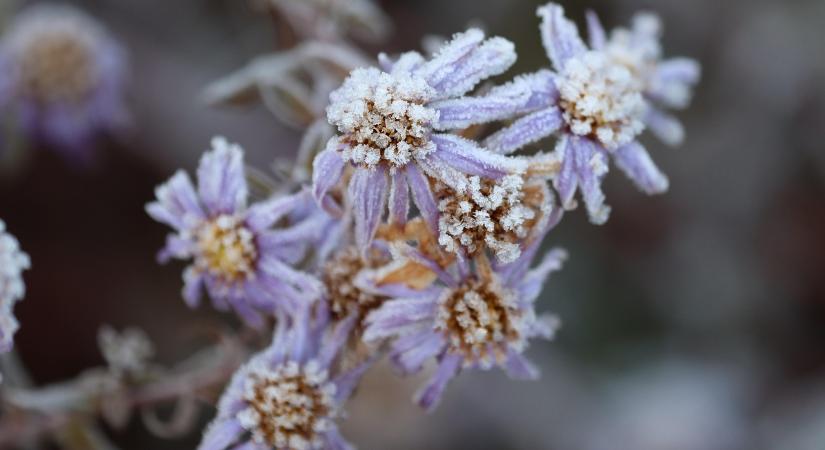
top-left (537, 3), bottom-right (587, 70)
top-left (614, 141), bottom-right (670, 195)
top-left (483, 106), bottom-right (563, 155)
top-left (349, 166), bottom-right (389, 250)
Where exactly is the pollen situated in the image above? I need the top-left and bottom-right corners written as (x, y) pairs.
top-left (238, 360), bottom-right (337, 450)
top-left (194, 215), bottom-right (258, 283)
top-left (434, 268), bottom-right (527, 367)
top-left (322, 246), bottom-right (388, 323)
top-left (326, 67), bottom-right (438, 170)
top-left (557, 51), bottom-right (645, 150)
top-left (434, 175), bottom-right (549, 264)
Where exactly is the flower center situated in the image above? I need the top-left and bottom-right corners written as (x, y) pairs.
top-left (195, 215), bottom-right (257, 282)
top-left (435, 276), bottom-right (525, 366)
top-left (434, 175), bottom-right (547, 264)
top-left (322, 246), bottom-right (388, 323)
top-left (327, 67), bottom-right (437, 169)
top-left (238, 361), bottom-right (337, 449)
top-left (557, 51), bottom-right (645, 150)
top-left (16, 31), bottom-right (98, 104)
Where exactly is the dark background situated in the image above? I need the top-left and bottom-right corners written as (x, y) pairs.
top-left (1, 0), bottom-right (824, 449)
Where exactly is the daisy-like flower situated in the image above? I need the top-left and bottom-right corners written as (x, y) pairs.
top-left (433, 173), bottom-right (554, 264)
top-left (146, 137), bottom-right (324, 328)
top-left (0, 219), bottom-right (30, 353)
top-left (312, 29), bottom-right (537, 250)
top-left (198, 308), bottom-right (366, 450)
top-left (0, 4), bottom-right (129, 161)
top-left (483, 3), bottom-right (699, 224)
top-left (593, 11), bottom-right (701, 147)
top-left (362, 214), bottom-right (565, 412)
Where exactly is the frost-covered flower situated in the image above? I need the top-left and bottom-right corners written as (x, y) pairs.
top-left (484, 3), bottom-right (699, 224)
top-left (146, 137), bottom-right (324, 327)
top-left (313, 29), bottom-right (535, 249)
top-left (434, 174), bottom-right (554, 264)
top-left (363, 228), bottom-right (565, 411)
top-left (199, 309), bottom-right (366, 450)
top-left (594, 11), bottom-right (701, 146)
top-left (97, 325), bottom-right (154, 376)
top-left (0, 4), bottom-right (129, 160)
top-left (0, 219), bottom-right (30, 353)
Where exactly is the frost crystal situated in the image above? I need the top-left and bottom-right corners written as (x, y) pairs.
top-left (0, 220), bottom-right (30, 353)
top-left (435, 175), bottom-right (549, 263)
top-left (557, 51), bottom-right (645, 150)
top-left (327, 67), bottom-right (438, 170)
top-left (237, 360), bottom-right (338, 449)
top-left (193, 214), bottom-right (258, 284)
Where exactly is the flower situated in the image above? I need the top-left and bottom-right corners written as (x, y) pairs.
top-left (483, 3), bottom-right (699, 224)
top-left (595, 11), bottom-right (701, 146)
top-left (97, 325), bottom-right (154, 376)
top-left (198, 309), bottom-right (366, 450)
top-left (362, 216), bottom-right (565, 412)
top-left (146, 137), bottom-right (324, 327)
top-left (312, 28), bottom-right (534, 250)
top-left (0, 219), bottom-right (30, 353)
top-left (0, 4), bottom-right (129, 161)
top-left (434, 173), bottom-right (554, 264)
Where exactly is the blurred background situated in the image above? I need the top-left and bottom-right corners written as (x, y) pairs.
top-left (1, 0), bottom-right (824, 448)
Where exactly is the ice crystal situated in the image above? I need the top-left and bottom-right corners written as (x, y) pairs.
top-left (0, 220), bottom-right (30, 353)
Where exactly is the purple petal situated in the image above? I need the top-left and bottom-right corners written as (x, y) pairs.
top-left (552, 135), bottom-right (578, 210)
top-left (146, 171), bottom-right (203, 230)
top-left (197, 418), bottom-right (243, 450)
top-left (388, 51), bottom-right (426, 76)
top-left (585, 10), bottom-right (607, 49)
top-left (229, 296), bottom-right (266, 330)
top-left (572, 137), bottom-right (611, 225)
top-left (390, 331), bottom-right (445, 375)
top-left (197, 137), bottom-right (248, 216)
top-left (415, 353), bottom-right (462, 412)
top-left (244, 190), bottom-right (310, 231)
top-left (389, 169), bottom-right (410, 226)
top-left (405, 164), bottom-right (440, 234)
top-left (258, 257), bottom-right (323, 301)
top-left (182, 267), bottom-right (204, 308)
top-left (644, 106), bottom-right (685, 147)
top-left (322, 428), bottom-right (355, 450)
top-left (318, 314), bottom-right (358, 367)
top-left (312, 143), bottom-right (346, 215)
top-left (157, 234), bottom-right (192, 263)
top-left (518, 247), bottom-right (568, 304)
top-left (504, 351), bottom-right (540, 380)
top-left (431, 133), bottom-right (527, 179)
top-left (614, 141), bottom-right (669, 195)
top-left (483, 106), bottom-right (563, 155)
top-left (649, 57), bottom-right (701, 109)
top-left (418, 29), bottom-right (485, 88)
top-left (428, 36), bottom-right (517, 99)
top-left (537, 3), bottom-right (587, 70)
top-left (349, 167), bottom-right (389, 250)
top-left (363, 296), bottom-right (439, 342)
top-left (431, 70), bottom-right (557, 131)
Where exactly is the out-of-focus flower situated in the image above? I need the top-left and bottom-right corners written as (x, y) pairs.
top-left (97, 325), bottom-right (154, 376)
top-left (593, 11), bottom-right (701, 147)
top-left (313, 29), bottom-right (533, 249)
top-left (146, 137), bottom-right (324, 327)
top-left (484, 3), bottom-right (699, 224)
top-left (198, 308), bottom-right (367, 450)
top-left (0, 4), bottom-right (129, 161)
top-left (260, 0), bottom-right (392, 43)
top-left (362, 220), bottom-right (565, 412)
top-left (0, 219), bottom-right (29, 354)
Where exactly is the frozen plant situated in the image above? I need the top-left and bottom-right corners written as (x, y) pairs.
top-left (0, 219), bottom-right (29, 355)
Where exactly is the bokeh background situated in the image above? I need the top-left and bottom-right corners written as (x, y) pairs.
top-left (1, 0), bottom-right (825, 449)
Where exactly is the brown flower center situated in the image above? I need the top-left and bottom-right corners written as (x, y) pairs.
top-left (17, 32), bottom-right (98, 104)
top-left (195, 215), bottom-right (257, 282)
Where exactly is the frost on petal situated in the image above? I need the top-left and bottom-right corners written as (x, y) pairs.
top-left (483, 106), bottom-right (563, 155)
top-left (649, 57), bottom-right (701, 109)
top-left (504, 351), bottom-right (540, 380)
top-left (537, 3), bottom-right (586, 70)
top-left (427, 36), bottom-right (517, 100)
top-left (311, 142), bottom-right (347, 215)
top-left (0, 220), bottom-right (30, 353)
top-left (197, 137), bottom-right (248, 216)
top-left (386, 51), bottom-right (426, 76)
top-left (349, 167), bottom-right (389, 250)
top-left (552, 136), bottom-right (578, 210)
top-left (418, 28), bottom-right (485, 89)
top-left (198, 418), bottom-right (244, 450)
top-left (389, 169), bottom-right (410, 225)
top-left (572, 137), bottom-right (611, 225)
top-left (406, 164), bottom-right (440, 234)
top-left (431, 70), bottom-right (557, 131)
top-left (146, 171), bottom-right (203, 230)
top-left (613, 141), bottom-right (669, 195)
top-left (430, 133), bottom-right (527, 180)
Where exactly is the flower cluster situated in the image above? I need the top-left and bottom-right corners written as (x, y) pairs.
top-left (0, 4), bottom-right (129, 161)
top-left (143, 3), bottom-right (699, 448)
top-left (0, 219), bottom-right (30, 354)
